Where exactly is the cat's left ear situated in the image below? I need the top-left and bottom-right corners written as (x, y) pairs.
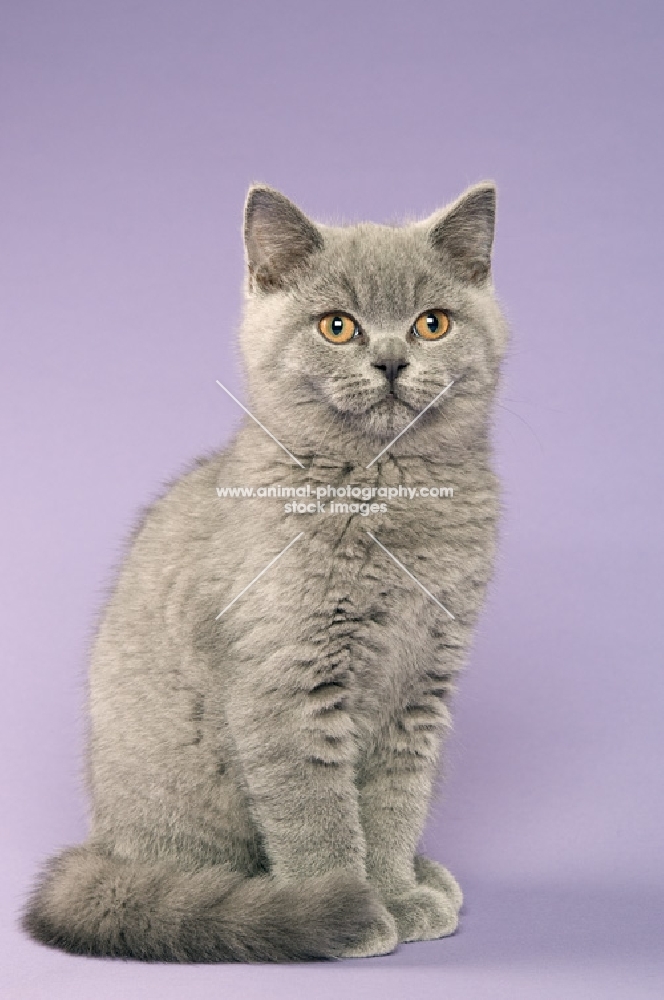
top-left (427, 182), bottom-right (496, 286)
top-left (244, 185), bottom-right (323, 292)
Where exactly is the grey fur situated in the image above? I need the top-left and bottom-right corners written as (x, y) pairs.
top-left (23, 183), bottom-right (508, 961)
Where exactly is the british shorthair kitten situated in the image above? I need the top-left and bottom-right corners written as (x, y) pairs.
top-left (24, 182), bottom-right (507, 961)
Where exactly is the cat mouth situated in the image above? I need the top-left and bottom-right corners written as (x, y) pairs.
top-left (367, 391), bottom-right (420, 414)
top-left (328, 377), bottom-right (463, 426)
top-left (357, 377), bottom-right (463, 431)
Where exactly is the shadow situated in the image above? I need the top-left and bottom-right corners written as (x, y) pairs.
top-left (366, 876), bottom-right (664, 968)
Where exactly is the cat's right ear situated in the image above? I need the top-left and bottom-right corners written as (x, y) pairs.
top-left (243, 186), bottom-right (323, 293)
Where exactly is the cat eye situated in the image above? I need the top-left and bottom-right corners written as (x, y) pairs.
top-left (412, 309), bottom-right (450, 341)
top-left (318, 313), bottom-right (359, 344)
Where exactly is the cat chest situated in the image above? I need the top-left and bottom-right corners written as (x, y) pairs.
top-left (284, 513), bottom-right (483, 692)
top-left (218, 476), bottom-right (496, 736)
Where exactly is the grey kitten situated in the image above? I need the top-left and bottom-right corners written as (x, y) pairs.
top-left (23, 182), bottom-right (508, 961)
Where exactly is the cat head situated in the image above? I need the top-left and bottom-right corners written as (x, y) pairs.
top-left (238, 184), bottom-right (508, 464)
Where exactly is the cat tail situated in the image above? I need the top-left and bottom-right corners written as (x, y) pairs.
top-left (22, 844), bottom-right (382, 962)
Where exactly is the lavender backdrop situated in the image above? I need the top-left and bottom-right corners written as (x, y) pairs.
top-left (2, 1), bottom-right (663, 997)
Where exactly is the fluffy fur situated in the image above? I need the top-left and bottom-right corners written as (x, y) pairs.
top-left (23, 183), bottom-right (508, 961)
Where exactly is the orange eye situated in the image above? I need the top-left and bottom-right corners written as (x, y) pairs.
top-left (413, 310), bottom-right (450, 340)
top-left (318, 313), bottom-right (358, 344)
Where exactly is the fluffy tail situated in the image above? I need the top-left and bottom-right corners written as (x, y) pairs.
top-left (22, 845), bottom-right (382, 962)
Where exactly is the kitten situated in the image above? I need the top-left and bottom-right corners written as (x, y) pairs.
top-left (23, 183), bottom-right (508, 961)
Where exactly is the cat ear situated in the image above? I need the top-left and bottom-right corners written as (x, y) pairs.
top-left (427, 182), bottom-right (496, 285)
top-left (244, 186), bottom-right (323, 292)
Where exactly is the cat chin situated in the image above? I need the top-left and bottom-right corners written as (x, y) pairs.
top-left (333, 395), bottom-right (421, 441)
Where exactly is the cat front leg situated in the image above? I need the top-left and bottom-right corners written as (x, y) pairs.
top-left (225, 649), bottom-right (398, 958)
top-left (357, 712), bottom-right (461, 943)
top-left (413, 855), bottom-right (463, 910)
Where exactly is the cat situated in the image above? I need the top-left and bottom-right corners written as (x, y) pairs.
top-left (23, 182), bottom-right (508, 961)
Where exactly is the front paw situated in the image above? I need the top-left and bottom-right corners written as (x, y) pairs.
top-left (337, 902), bottom-right (398, 959)
top-left (386, 885), bottom-right (458, 943)
top-left (414, 854), bottom-right (463, 911)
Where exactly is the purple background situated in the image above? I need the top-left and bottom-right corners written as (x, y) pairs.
top-left (2, 1), bottom-right (663, 997)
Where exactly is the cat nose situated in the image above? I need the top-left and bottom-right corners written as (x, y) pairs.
top-left (372, 357), bottom-right (410, 385)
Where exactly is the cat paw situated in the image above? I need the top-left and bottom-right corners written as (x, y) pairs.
top-left (337, 902), bottom-right (398, 959)
top-left (414, 854), bottom-right (463, 911)
top-left (386, 885), bottom-right (458, 943)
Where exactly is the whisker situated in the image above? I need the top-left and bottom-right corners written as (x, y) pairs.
top-left (495, 402), bottom-right (544, 451)
top-left (501, 395), bottom-right (562, 413)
